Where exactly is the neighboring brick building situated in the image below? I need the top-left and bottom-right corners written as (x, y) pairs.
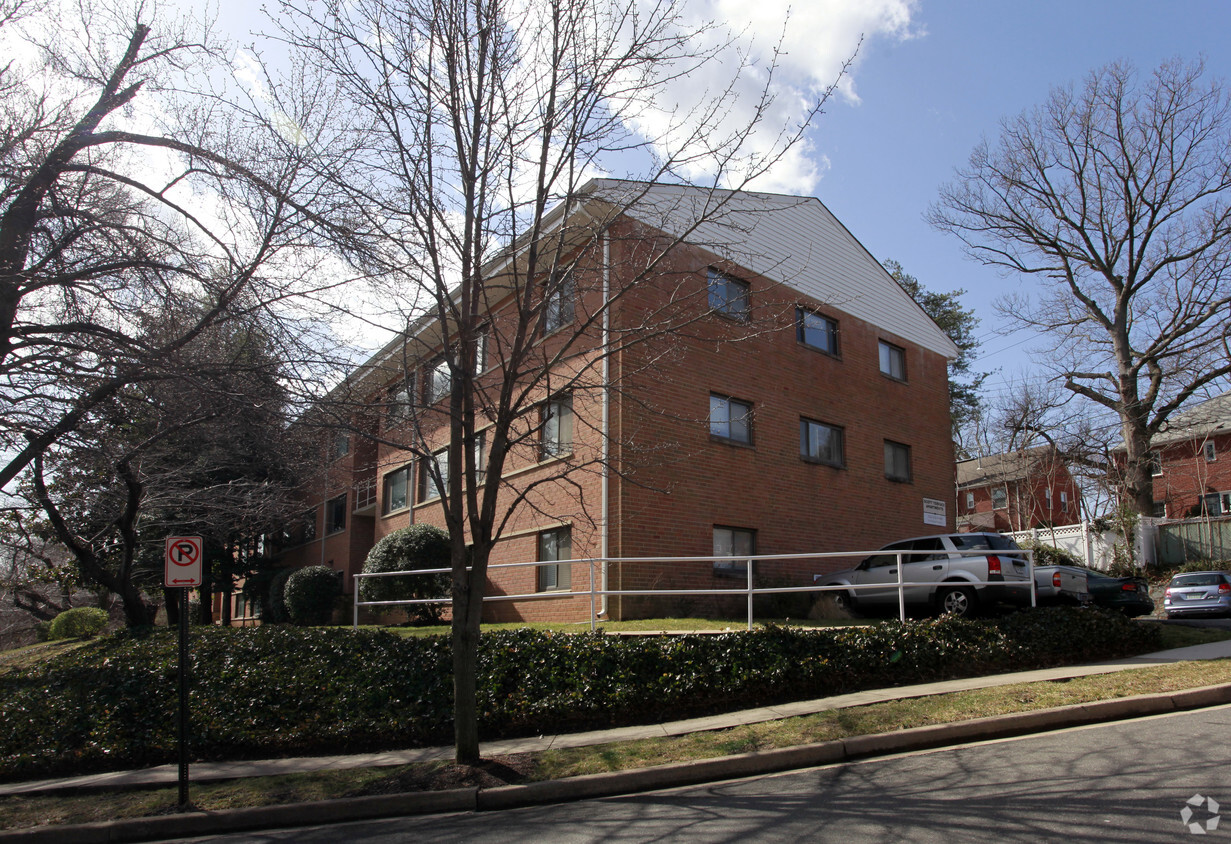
top-left (1137, 393), bottom-right (1231, 519)
top-left (274, 181), bottom-right (960, 622)
top-left (955, 447), bottom-right (1082, 533)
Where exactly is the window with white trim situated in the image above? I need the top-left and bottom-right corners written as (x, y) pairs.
top-left (537, 527), bottom-right (572, 591)
top-left (883, 440), bottom-right (911, 482)
top-left (326, 494), bottom-right (347, 533)
top-left (1204, 441), bottom-right (1217, 463)
top-left (800, 418), bottom-right (844, 467)
top-left (991, 487), bottom-right (1007, 509)
top-left (710, 394), bottom-right (752, 444)
top-left (965, 492), bottom-right (975, 511)
top-left (708, 268), bottom-right (749, 320)
top-left (1147, 451), bottom-right (1162, 476)
top-left (332, 430), bottom-right (350, 458)
top-left (387, 379), bottom-right (414, 424)
top-left (426, 357), bottom-right (451, 404)
top-left (544, 273), bottom-right (575, 334)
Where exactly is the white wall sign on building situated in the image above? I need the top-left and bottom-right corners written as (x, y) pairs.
top-left (164, 536), bottom-right (203, 588)
top-left (923, 498), bottom-right (947, 527)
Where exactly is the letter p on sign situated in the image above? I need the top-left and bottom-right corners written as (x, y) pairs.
top-left (165, 536), bottom-right (203, 588)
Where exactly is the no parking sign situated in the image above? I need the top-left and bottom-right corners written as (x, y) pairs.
top-left (164, 536), bottom-right (203, 587)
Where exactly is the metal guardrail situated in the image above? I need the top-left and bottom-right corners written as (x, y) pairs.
top-left (352, 548), bottom-right (1039, 630)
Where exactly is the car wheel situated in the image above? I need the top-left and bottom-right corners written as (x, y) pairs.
top-left (937, 586), bottom-right (977, 618)
top-left (813, 590), bottom-right (855, 619)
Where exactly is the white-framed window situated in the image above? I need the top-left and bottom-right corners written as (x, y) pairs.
top-left (537, 527), bottom-right (572, 591)
top-left (797, 308), bottom-right (838, 355)
top-left (426, 357), bottom-right (451, 404)
top-left (544, 273), bottom-right (575, 334)
top-left (419, 448), bottom-right (448, 502)
top-left (713, 526), bottom-right (754, 576)
top-left (541, 395), bottom-right (574, 459)
top-left (1060, 490), bottom-right (1069, 510)
top-left (382, 465), bottom-right (410, 514)
top-left (965, 492), bottom-right (975, 511)
top-left (883, 440), bottom-right (911, 482)
top-left (800, 418), bottom-right (844, 467)
top-left (473, 325), bottom-right (488, 374)
top-left (326, 494), bottom-right (347, 533)
top-left (707, 268), bottom-right (750, 320)
top-left (991, 487), bottom-right (1008, 510)
top-left (878, 340), bottom-right (906, 381)
top-left (1201, 491), bottom-right (1231, 516)
top-left (1204, 441), bottom-right (1217, 463)
top-left (710, 394), bottom-right (752, 444)
top-left (1045, 487), bottom-right (1053, 509)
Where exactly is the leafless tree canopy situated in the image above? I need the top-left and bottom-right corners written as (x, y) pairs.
top-left (929, 59), bottom-right (1231, 516)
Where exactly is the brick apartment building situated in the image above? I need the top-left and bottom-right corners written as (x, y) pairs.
top-left (273, 181), bottom-right (960, 622)
top-left (1135, 393), bottom-right (1231, 519)
top-left (955, 446), bottom-right (1082, 533)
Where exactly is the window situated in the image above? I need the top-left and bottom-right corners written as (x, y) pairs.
top-left (1060, 490), bottom-right (1068, 510)
top-left (710, 394), bottom-right (752, 444)
top-left (796, 309), bottom-right (838, 355)
top-left (301, 509), bottom-right (317, 543)
top-left (544, 273), bottom-right (575, 333)
top-left (426, 357), bottom-right (451, 404)
top-left (1201, 492), bottom-right (1231, 516)
top-left (713, 526), bottom-right (754, 576)
top-left (965, 492), bottom-right (975, 511)
top-left (707, 268), bottom-right (749, 320)
top-left (883, 440), bottom-right (911, 482)
top-left (382, 465), bottom-right (410, 514)
top-left (419, 449), bottom-right (448, 502)
top-left (234, 593), bottom-right (248, 619)
top-left (387, 379), bottom-right (414, 424)
top-left (1204, 441), bottom-right (1217, 463)
top-left (990, 487), bottom-right (1007, 509)
top-left (326, 494), bottom-right (347, 533)
top-left (332, 430), bottom-right (350, 458)
top-left (537, 527), bottom-right (572, 591)
top-left (473, 326), bottom-right (488, 374)
top-left (878, 340), bottom-right (906, 380)
top-left (799, 418), bottom-right (844, 467)
top-left (1147, 451), bottom-right (1162, 476)
top-left (1045, 487), bottom-right (1053, 509)
top-left (541, 395), bottom-right (574, 459)
top-left (1153, 501), bottom-right (1167, 518)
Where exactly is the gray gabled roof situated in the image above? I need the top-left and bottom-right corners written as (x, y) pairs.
top-left (1152, 392), bottom-right (1231, 447)
top-left (956, 446), bottom-right (1059, 488)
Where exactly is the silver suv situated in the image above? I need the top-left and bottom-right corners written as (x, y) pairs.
top-left (815, 532), bottom-right (1031, 617)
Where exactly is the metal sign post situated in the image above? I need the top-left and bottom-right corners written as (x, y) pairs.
top-left (165, 536), bottom-right (202, 810)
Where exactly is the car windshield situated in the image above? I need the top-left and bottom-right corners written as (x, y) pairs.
top-left (950, 534), bottom-right (1022, 553)
top-left (1171, 573), bottom-right (1226, 587)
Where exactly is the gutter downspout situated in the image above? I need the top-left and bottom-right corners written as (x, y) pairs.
top-left (600, 233), bottom-right (610, 618)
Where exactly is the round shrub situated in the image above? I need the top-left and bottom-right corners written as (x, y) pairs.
top-left (359, 524), bottom-right (452, 623)
top-left (47, 607), bottom-right (109, 640)
top-left (283, 566), bottom-right (342, 626)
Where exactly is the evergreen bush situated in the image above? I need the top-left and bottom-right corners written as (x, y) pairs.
top-left (283, 566), bottom-right (342, 625)
top-left (46, 607), bottom-right (109, 640)
top-left (359, 524), bottom-right (451, 622)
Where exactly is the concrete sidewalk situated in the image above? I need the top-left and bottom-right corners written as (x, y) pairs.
top-left (5, 637), bottom-right (1230, 797)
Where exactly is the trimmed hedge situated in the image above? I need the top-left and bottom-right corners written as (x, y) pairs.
top-left (0, 607), bottom-right (1160, 781)
top-left (283, 566), bottom-right (342, 625)
top-left (359, 524), bottom-right (452, 622)
top-left (47, 608), bottom-right (109, 640)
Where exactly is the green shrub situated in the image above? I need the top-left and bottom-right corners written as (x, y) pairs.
top-left (33, 621), bottom-right (51, 642)
top-left (359, 525), bottom-right (452, 622)
top-left (266, 567), bottom-right (295, 623)
top-left (47, 608), bottom-right (109, 640)
top-left (283, 566), bottom-right (342, 626)
top-left (0, 606), bottom-right (1161, 781)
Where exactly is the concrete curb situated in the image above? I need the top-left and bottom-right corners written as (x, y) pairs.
top-left (4, 683), bottom-right (1230, 843)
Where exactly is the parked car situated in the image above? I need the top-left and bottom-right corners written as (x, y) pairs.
top-left (1033, 565), bottom-right (1090, 605)
top-left (1163, 571), bottom-right (1231, 619)
top-left (814, 532), bottom-right (1031, 618)
top-left (1087, 572), bottom-right (1154, 617)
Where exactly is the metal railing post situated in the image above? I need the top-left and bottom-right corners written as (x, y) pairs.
top-left (896, 552), bottom-right (907, 622)
top-left (746, 556), bottom-right (754, 631)
top-left (353, 575), bottom-right (359, 629)
top-left (1028, 548), bottom-right (1037, 607)
top-left (589, 559), bottom-right (596, 632)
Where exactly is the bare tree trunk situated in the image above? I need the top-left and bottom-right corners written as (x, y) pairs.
top-left (451, 546), bottom-right (487, 764)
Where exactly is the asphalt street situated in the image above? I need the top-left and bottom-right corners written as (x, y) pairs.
top-left (173, 703), bottom-right (1231, 844)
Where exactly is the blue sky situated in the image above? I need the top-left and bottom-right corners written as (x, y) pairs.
top-left (806, 1), bottom-right (1231, 403)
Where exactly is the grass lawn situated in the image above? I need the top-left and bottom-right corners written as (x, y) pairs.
top-left (2, 653), bottom-right (1229, 831)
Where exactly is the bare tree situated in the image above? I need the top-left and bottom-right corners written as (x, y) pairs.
top-left (929, 59), bottom-right (1231, 518)
top-left (0, 2), bottom-right (345, 492)
top-left (269, 0), bottom-right (844, 762)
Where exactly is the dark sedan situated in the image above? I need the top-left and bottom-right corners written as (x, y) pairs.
top-left (1086, 572), bottom-right (1154, 617)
